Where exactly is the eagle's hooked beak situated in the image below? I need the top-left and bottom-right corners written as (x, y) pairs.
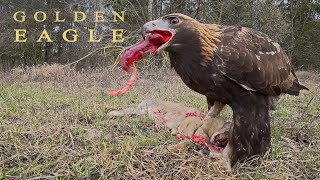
top-left (141, 20), bottom-right (169, 38)
top-left (140, 19), bottom-right (175, 53)
top-left (141, 20), bottom-right (156, 39)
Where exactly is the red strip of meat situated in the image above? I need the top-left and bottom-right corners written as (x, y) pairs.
top-left (108, 65), bottom-right (137, 96)
top-left (109, 34), bottom-right (168, 96)
top-left (118, 34), bottom-right (168, 72)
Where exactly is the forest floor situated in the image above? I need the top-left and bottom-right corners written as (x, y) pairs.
top-left (0, 64), bottom-right (319, 179)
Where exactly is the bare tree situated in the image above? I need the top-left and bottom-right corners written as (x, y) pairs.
top-left (148, 0), bottom-right (154, 21)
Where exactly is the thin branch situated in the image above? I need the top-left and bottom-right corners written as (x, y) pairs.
top-left (193, 0), bottom-right (201, 19)
top-left (62, 46), bottom-right (124, 68)
top-left (301, 96), bottom-right (314, 118)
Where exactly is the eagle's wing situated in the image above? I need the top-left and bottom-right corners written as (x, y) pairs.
top-left (215, 26), bottom-right (298, 96)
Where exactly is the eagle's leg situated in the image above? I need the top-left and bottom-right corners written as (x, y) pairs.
top-left (269, 96), bottom-right (280, 110)
top-left (207, 98), bottom-right (225, 117)
top-left (194, 99), bottom-right (226, 141)
top-left (225, 92), bottom-right (271, 167)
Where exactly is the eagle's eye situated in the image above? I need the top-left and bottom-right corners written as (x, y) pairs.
top-left (169, 17), bottom-right (179, 25)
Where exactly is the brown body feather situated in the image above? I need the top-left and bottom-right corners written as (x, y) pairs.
top-left (195, 23), bottom-right (307, 96)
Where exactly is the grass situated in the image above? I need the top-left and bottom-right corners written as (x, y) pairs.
top-left (0, 64), bottom-right (319, 179)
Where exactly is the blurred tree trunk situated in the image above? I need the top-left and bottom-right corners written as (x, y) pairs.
top-left (148, 0), bottom-right (154, 21)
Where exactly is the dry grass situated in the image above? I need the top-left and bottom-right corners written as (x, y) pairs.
top-left (0, 64), bottom-right (319, 179)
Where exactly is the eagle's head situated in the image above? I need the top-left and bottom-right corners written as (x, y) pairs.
top-left (140, 13), bottom-right (200, 54)
top-left (118, 14), bottom-right (222, 71)
top-left (140, 13), bottom-right (222, 65)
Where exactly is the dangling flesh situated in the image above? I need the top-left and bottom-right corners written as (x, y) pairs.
top-left (118, 33), bottom-right (170, 72)
top-left (109, 31), bottom-right (171, 96)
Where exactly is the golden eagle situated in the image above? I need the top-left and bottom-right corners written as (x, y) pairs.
top-left (119, 13), bottom-right (308, 166)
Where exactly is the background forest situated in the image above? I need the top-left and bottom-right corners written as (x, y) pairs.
top-left (0, 0), bottom-right (320, 71)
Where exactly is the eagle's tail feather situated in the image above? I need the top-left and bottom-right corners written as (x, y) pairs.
top-left (285, 81), bottom-right (309, 96)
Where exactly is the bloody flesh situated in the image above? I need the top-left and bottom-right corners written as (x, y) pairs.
top-left (191, 135), bottom-right (223, 153)
top-left (119, 32), bottom-right (171, 72)
top-left (108, 65), bottom-right (137, 96)
top-left (176, 133), bottom-right (224, 153)
top-left (109, 31), bottom-right (171, 96)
